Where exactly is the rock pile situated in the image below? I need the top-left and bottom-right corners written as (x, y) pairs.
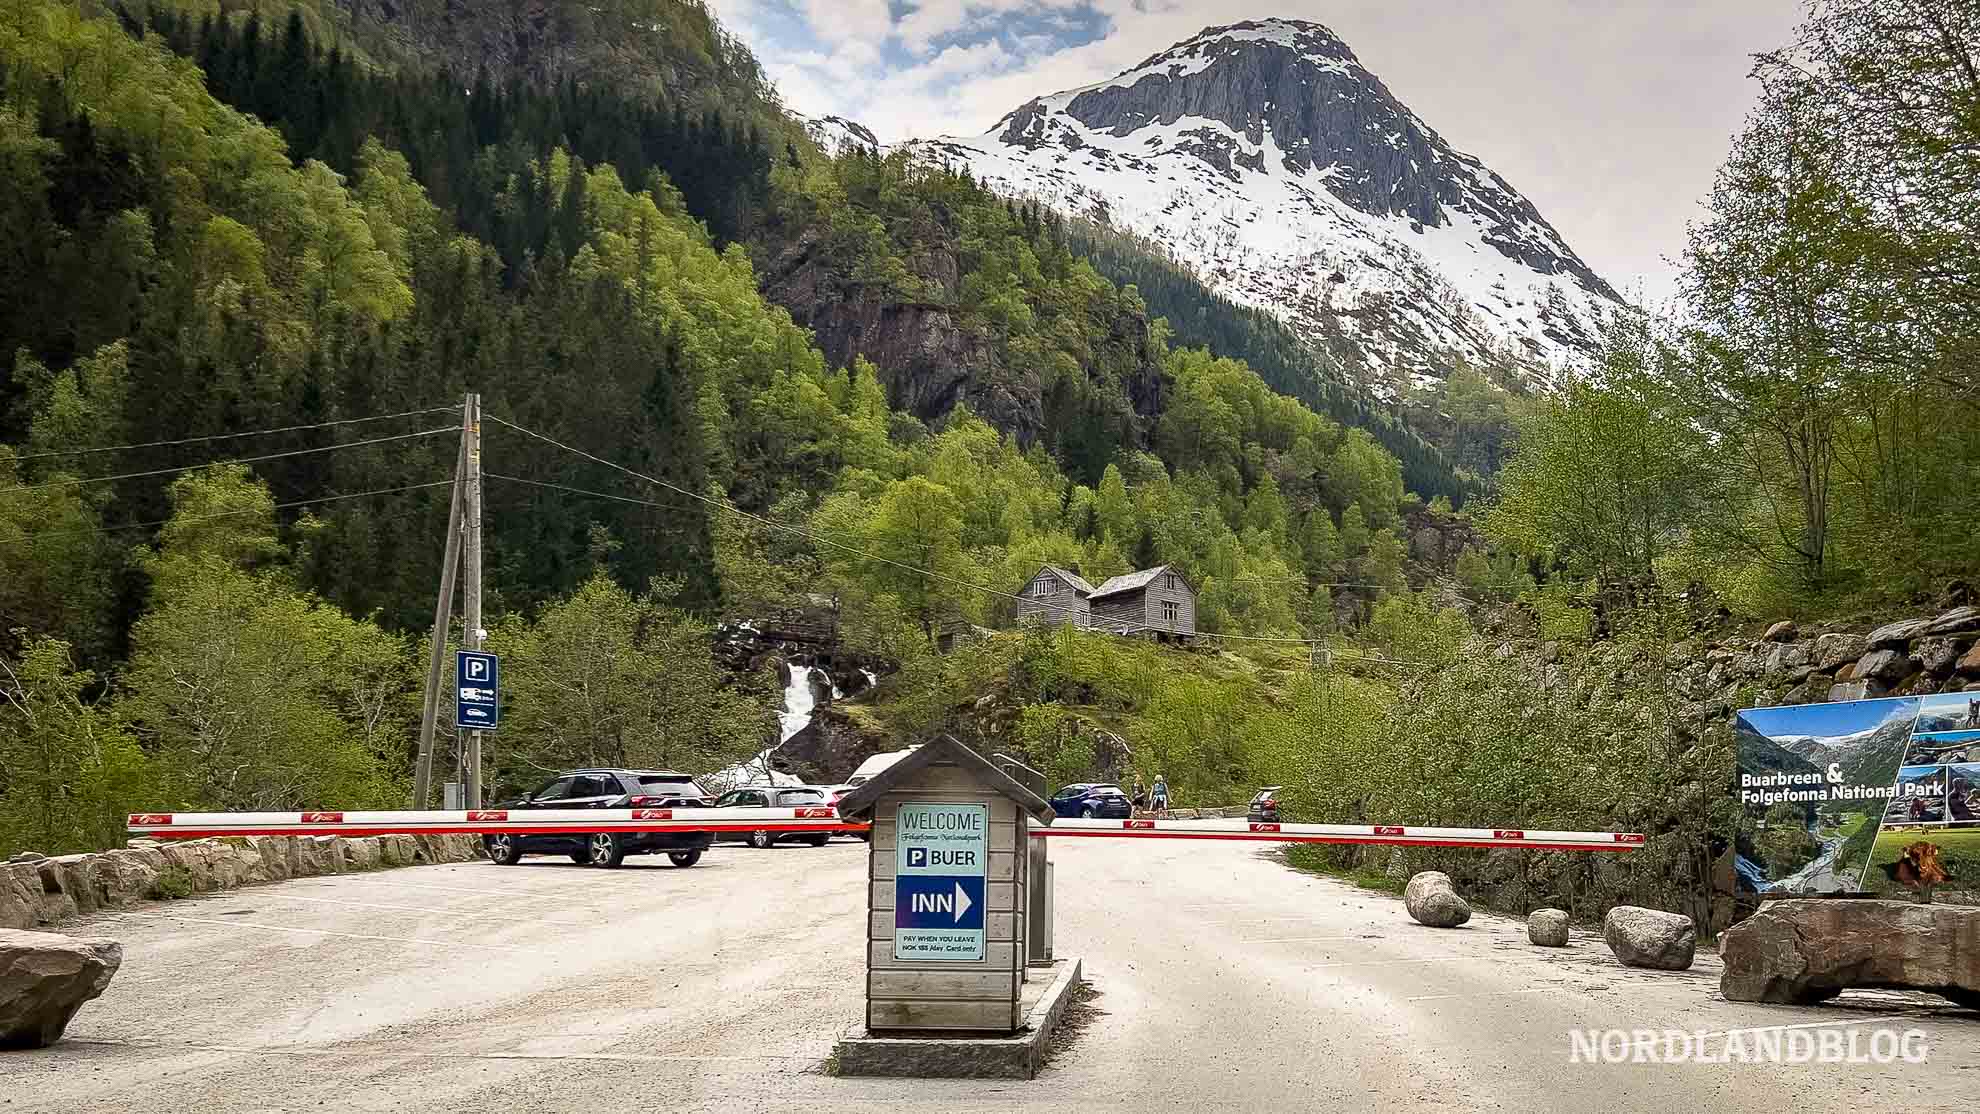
top-left (0, 834), bottom-right (483, 932)
top-left (1674, 604), bottom-right (1980, 716)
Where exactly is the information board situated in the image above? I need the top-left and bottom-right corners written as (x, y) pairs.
top-left (893, 801), bottom-right (988, 961)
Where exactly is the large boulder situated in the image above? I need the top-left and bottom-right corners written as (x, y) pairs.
top-left (1528, 908), bottom-right (1570, 947)
top-left (1867, 618), bottom-right (1931, 648)
top-left (85, 851), bottom-right (160, 908)
top-left (1602, 906), bottom-right (1696, 970)
top-left (0, 866), bottom-right (39, 932)
top-left (1959, 641), bottom-right (1980, 677)
top-left (0, 929), bottom-right (121, 1048)
top-left (1926, 605), bottom-right (1980, 636)
top-left (343, 837), bottom-right (382, 870)
top-left (1853, 648), bottom-right (1912, 682)
top-left (1720, 900), bottom-right (1980, 1008)
top-left (1403, 871), bottom-right (1472, 928)
top-left (1917, 637), bottom-right (1962, 676)
top-left (1813, 632), bottom-right (1867, 670)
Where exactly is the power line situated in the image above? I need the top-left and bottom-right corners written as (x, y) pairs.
top-left (485, 473), bottom-right (701, 514)
top-left (5, 406), bottom-right (461, 460)
top-left (484, 414), bottom-right (1432, 663)
top-left (1, 427), bottom-right (458, 495)
top-left (484, 414), bottom-right (1122, 630)
top-left (0, 481), bottom-right (455, 548)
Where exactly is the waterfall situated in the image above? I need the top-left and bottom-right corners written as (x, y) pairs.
top-left (779, 664), bottom-right (818, 743)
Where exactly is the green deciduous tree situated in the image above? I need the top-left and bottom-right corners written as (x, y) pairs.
top-left (487, 573), bottom-right (766, 790)
top-left (0, 635), bottom-right (153, 857)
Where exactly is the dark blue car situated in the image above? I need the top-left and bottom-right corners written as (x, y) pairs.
top-left (1049, 783), bottom-right (1133, 819)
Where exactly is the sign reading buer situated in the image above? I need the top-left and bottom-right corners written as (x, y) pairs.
top-left (895, 802), bottom-right (989, 961)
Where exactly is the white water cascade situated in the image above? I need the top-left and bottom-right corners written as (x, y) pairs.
top-left (705, 664), bottom-right (818, 794)
top-left (779, 664), bottom-right (818, 743)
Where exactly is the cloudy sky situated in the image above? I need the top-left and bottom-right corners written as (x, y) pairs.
top-left (706, 0), bottom-right (1803, 305)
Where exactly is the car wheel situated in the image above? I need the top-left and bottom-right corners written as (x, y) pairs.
top-left (485, 834), bottom-right (522, 865)
top-left (1080, 805), bottom-right (1096, 818)
top-left (667, 849), bottom-right (703, 868)
top-left (804, 834), bottom-right (829, 847)
top-left (748, 829), bottom-right (775, 849)
top-left (587, 832), bottom-right (626, 868)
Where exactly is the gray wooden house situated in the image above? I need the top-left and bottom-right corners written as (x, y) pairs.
top-left (1013, 565), bottom-right (1096, 629)
top-left (1090, 566), bottom-right (1196, 642)
top-left (1013, 563), bottom-right (1196, 642)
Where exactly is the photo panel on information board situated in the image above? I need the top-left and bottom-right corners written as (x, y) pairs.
top-left (1733, 696), bottom-right (1917, 896)
top-left (1904, 729), bottom-right (1980, 766)
top-left (1914, 692), bottom-right (1980, 735)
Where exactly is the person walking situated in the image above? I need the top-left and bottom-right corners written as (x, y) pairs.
top-left (1131, 775), bottom-right (1148, 813)
top-left (1151, 774), bottom-right (1169, 814)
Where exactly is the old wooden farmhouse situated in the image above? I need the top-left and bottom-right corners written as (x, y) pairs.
top-left (1013, 564), bottom-right (1197, 642)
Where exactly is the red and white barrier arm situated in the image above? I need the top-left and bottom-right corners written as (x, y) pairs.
top-left (127, 807), bottom-right (868, 840)
top-left (1031, 818), bottom-right (1643, 852)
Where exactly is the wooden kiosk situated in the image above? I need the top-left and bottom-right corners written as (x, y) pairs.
top-left (833, 735), bottom-right (1055, 1033)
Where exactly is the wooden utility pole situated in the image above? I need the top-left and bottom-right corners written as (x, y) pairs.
top-left (462, 392), bottom-right (485, 808)
top-left (413, 404), bottom-right (471, 809)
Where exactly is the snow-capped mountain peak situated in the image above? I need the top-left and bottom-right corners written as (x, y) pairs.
top-left (904, 19), bottom-right (1625, 393)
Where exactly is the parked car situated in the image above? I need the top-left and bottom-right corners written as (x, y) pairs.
top-left (483, 769), bottom-right (713, 869)
top-left (818, 784), bottom-right (871, 841)
top-left (1248, 786), bottom-right (1283, 824)
top-left (713, 786), bottom-right (836, 848)
top-left (1049, 783), bottom-right (1133, 819)
top-left (844, 748), bottom-right (916, 789)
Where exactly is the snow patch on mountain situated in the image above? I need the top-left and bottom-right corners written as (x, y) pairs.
top-left (801, 113), bottom-right (880, 156)
top-left (897, 18), bottom-right (1626, 394)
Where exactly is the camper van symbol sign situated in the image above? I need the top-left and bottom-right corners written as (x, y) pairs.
top-left (893, 802), bottom-right (989, 961)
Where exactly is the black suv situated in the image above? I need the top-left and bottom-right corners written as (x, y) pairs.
top-left (484, 769), bottom-right (713, 868)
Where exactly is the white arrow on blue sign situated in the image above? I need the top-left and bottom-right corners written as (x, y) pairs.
top-left (455, 650), bottom-right (500, 730)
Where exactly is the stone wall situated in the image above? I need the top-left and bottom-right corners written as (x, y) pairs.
top-left (1676, 604), bottom-right (1980, 716)
top-left (0, 834), bottom-right (484, 932)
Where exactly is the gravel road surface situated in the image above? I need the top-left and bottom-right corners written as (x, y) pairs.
top-left (2, 836), bottom-right (1972, 1111)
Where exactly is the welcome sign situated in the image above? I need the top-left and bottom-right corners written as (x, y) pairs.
top-left (893, 802), bottom-right (989, 961)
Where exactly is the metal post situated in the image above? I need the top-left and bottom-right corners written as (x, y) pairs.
top-left (412, 414), bottom-right (469, 810)
top-left (1026, 816), bottom-right (1054, 967)
top-left (462, 393), bottom-right (485, 808)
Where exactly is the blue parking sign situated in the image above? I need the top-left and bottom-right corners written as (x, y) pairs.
top-left (456, 650), bottom-right (500, 730)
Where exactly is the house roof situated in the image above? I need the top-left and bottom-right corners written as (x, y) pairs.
top-left (833, 734), bottom-right (1055, 822)
top-left (1041, 565), bottom-right (1096, 596)
top-left (1090, 565), bottom-right (1188, 599)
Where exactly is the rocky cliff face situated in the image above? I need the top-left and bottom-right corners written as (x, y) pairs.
top-left (329, 0), bottom-right (769, 112)
top-left (904, 19), bottom-right (1625, 395)
top-left (758, 225), bottom-right (1169, 449)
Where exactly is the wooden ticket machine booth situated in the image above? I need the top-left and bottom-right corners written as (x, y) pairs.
top-left (833, 735), bottom-right (1055, 1034)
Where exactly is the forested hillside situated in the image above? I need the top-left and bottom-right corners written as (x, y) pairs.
top-left (0, 0), bottom-right (1444, 855)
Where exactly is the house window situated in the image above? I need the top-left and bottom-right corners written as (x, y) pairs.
top-left (1030, 578), bottom-right (1050, 598)
top-left (1163, 600), bottom-right (1180, 624)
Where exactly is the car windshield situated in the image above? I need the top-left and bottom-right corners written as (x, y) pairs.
top-left (637, 775), bottom-right (702, 795)
top-left (775, 790), bottom-right (827, 805)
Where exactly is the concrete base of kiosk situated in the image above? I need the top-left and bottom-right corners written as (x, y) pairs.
top-left (830, 957), bottom-right (1083, 1080)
